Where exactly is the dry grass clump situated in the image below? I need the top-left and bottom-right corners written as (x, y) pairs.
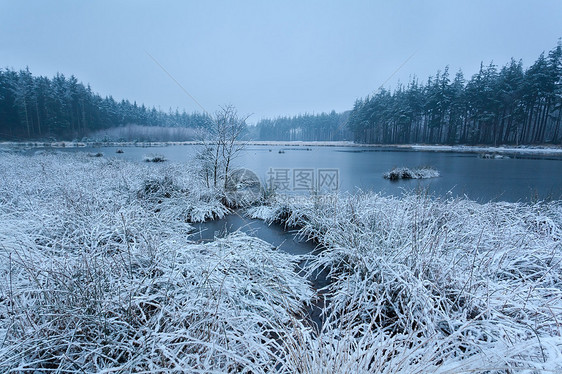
top-left (0, 153), bottom-right (313, 372)
top-left (248, 193), bottom-right (562, 372)
top-left (143, 153), bottom-right (166, 162)
top-left (384, 166), bottom-right (440, 180)
top-left (137, 174), bottom-right (230, 222)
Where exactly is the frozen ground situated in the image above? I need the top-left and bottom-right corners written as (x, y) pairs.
top-left (1, 152), bottom-right (561, 372)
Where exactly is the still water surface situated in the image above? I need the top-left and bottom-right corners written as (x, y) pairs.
top-left (49, 144), bottom-right (562, 202)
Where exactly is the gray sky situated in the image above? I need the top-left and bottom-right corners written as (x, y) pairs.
top-left (2, 1), bottom-right (561, 123)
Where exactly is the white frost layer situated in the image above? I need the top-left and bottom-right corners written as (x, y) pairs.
top-left (3, 152), bottom-right (562, 372)
top-left (249, 193), bottom-right (562, 372)
top-left (0, 153), bottom-right (313, 372)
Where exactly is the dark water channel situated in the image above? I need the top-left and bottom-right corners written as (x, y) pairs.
top-left (192, 211), bottom-right (329, 330)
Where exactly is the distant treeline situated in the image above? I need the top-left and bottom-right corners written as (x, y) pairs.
top-left (0, 68), bottom-right (212, 140)
top-left (349, 41), bottom-right (562, 145)
top-left (4, 40), bottom-right (562, 145)
top-left (254, 111), bottom-right (351, 141)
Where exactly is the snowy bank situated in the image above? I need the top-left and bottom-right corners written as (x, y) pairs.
top-left (2, 140), bottom-right (562, 155)
top-left (408, 144), bottom-right (562, 156)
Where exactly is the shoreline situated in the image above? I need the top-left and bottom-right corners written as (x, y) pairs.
top-left (2, 140), bottom-right (562, 155)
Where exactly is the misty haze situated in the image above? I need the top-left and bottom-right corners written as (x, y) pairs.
top-left (1, 1), bottom-right (562, 372)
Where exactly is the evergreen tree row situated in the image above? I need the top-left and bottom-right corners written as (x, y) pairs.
top-left (0, 68), bottom-right (212, 140)
top-left (4, 40), bottom-right (562, 145)
top-left (255, 111), bottom-right (351, 141)
top-left (349, 41), bottom-right (562, 145)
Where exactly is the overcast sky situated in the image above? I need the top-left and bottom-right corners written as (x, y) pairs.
top-left (2, 1), bottom-right (561, 123)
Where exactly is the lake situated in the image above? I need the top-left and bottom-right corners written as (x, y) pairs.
top-left (26, 144), bottom-right (562, 202)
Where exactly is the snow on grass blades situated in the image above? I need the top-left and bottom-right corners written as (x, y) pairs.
top-left (384, 166), bottom-right (440, 180)
top-left (247, 193), bottom-right (562, 372)
top-left (0, 153), bottom-right (313, 372)
top-left (2, 152), bottom-right (562, 372)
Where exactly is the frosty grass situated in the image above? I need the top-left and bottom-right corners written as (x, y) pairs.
top-left (1, 152), bottom-right (561, 373)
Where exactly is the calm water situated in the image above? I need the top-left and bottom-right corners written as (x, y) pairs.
top-left (31, 144), bottom-right (562, 202)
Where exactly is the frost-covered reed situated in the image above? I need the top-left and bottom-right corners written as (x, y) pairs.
top-left (384, 166), bottom-right (440, 180)
top-left (2, 152), bottom-right (562, 372)
top-left (0, 153), bottom-right (312, 372)
top-left (248, 192), bottom-right (562, 372)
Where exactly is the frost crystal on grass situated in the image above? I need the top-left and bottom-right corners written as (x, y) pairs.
top-left (0, 153), bottom-right (312, 372)
top-left (248, 192), bottom-right (562, 372)
top-left (2, 152), bottom-right (561, 372)
top-left (384, 166), bottom-right (440, 180)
